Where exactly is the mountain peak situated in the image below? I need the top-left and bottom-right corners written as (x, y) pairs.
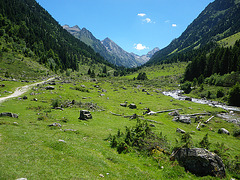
top-left (62, 25), bottom-right (81, 33)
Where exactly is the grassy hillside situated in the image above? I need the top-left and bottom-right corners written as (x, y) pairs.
top-left (0, 65), bottom-right (239, 179)
top-left (218, 32), bottom-right (240, 47)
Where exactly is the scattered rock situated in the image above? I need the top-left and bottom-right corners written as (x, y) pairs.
top-left (102, 89), bottom-right (107, 93)
top-left (172, 148), bottom-right (225, 178)
top-left (168, 110), bottom-right (180, 116)
top-left (176, 128), bottom-right (185, 133)
top-left (33, 98), bottom-right (38, 101)
top-left (45, 86), bottom-right (55, 90)
top-left (58, 139), bottom-right (66, 143)
top-left (147, 92), bottom-right (151, 95)
top-left (173, 115), bottom-right (191, 124)
top-left (99, 174), bottom-right (104, 178)
top-left (16, 178), bottom-right (27, 180)
top-left (218, 128), bottom-right (230, 135)
top-left (120, 103), bottom-right (127, 107)
top-left (0, 84), bottom-right (5, 87)
top-left (0, 112), bottom-right (18, 118)
top-left (79, 110), bottom-right (92, 120)
top-left (23, 96), bottom-right (28, 100)
top-left (149, 124), bottom-right (155, 127)
top-left (64, 129), bottom-right (77, 132)
top-left (100, 94), bottom-right (105, 96)
top-left (48, 123), bottom-right (62, 128)
top-left (55, 107), bottom-right (64, 111)
top-left (122, 87), bottom-right (127, 90)
top-left (48, 81), bottom-right (56, 85)
top-left (128, 103), bottom-right (137, 109)
top-left (185, 97), bottom-right (192, 101)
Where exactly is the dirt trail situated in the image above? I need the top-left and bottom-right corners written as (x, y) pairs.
top-left (0, 77), bottom-right (55, 103)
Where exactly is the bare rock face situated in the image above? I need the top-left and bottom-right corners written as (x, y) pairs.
top-left (79, 110), bottom-right (92, 120)
top-left (172, 148), bottom-right (225, 178)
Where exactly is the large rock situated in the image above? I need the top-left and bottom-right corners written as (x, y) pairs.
top-left (173, 115), bottom-right (191, 124)
top-left (0, 112), bottom-right (18, 118)
top-left (45, 86), bottom-right (55, 90)
top-left (128, 103), bottom-right (137, 109)
top-left (172, 148), bottom-right (225, 178)
top-left (218, 128), bottom-right (230, 135)
top-left (79, 110), bottom-right (92, 120)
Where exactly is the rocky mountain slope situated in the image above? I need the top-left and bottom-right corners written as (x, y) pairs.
top-left (147, 0), bottom-right (240, 65)
top-left (63, 25), bottom-right (158, 68)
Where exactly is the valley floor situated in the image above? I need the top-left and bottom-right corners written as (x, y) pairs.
top-left (0, 74), bottom-right (239, 179)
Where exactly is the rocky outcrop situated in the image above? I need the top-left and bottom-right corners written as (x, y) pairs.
top-left (172, 148), bottom-right (225, 178)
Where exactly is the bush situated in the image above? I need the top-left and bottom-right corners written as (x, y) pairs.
top-left (217, 89), bottom-right (225, 98)
top-left (137, 72), bottom-right (148, 80)
top-left (106, 119), bottom-right (169, 154)
top-left (180, 81), bottom-right (192, 94)
top-left (51, 98), bottom-right (61, 108)
top-left (228, 82), bottom-right (240, 106)
top-left (198, 133), bottom-right (211, 149)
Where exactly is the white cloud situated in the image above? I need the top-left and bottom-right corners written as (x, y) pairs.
top-left (164, 20), bottom-right (170, 23)
top-left (172, 24), bottom-right (177, 27)
top-left (134, 43), bottom-right (149, 50)
top-left (144, 18), bottom-right (152, 23)
top-left (138, 13), bottom-right (146, 17)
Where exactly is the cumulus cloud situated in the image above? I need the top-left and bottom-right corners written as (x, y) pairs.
top-left (138, 13), bottom-right (146, 17)
top-left (144, 18), bottom-right (152, 23)
top-left (172, 24), bottom-right (177, 27)
top-left (134, 43), bottom-right (149, 50)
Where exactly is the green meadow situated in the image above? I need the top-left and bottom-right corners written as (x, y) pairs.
top-left (0, 66), bottom-right (239, 179)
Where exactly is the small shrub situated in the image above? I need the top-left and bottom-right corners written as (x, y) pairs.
top-left (233, 128), bottom-right (240, 137)
top-left (51, 98), bottom-right (61, 108)
top-left (228, 82), bottom-right (240, 106)
top-left (180, 81), bottom-right (192, 94)
top-left (216, 89), bottom-right (225, 98)
top-left (74, 87), bottom-right (90, 93)
top-left (198, 133), bottom-right (211, 149)
top-left (106, 119), bottom-right (169, 154)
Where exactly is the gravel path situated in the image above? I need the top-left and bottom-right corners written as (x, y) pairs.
top-left (0, 77), bottom-right (55, 103)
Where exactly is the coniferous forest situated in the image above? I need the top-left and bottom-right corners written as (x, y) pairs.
top-left (0, 0), bottom-right (113, 72)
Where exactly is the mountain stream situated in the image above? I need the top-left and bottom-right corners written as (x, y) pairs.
top-left (162, 90), bottom-right (240, 126)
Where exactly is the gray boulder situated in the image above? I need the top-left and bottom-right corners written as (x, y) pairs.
top-left (173, 115), bottom-right (191, 124)
top-left (120, 103), bottom-right (127, 107)
top-left (48, 123), bottom-right (62, 128)
top-left (45, 86), bottom-right (55, 90)
top-left (218, 128), bottom-right (230, 135)
top-left (169, 110), bottom-right (180, 116)
top-left (172, 148), bottom-right (225, 178)
top-left (176, 128), bottom-right (186, 133)
top-left (128, 104), bottom-right (137, 109)
top-left (0, 112), bottom-right (18, 118)
top-left (79, 110), bottom-right (92, 120)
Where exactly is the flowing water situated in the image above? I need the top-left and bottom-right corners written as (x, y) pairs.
top-left (162, 90), bottom-right (240, 126)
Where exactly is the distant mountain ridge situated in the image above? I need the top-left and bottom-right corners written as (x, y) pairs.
top-left (147, 0), bottom-right (240, 65)
top-left (63, 25), bottom-right (158, 68)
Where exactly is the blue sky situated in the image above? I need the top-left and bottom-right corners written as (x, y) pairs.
top-left (36, 0), bottom-right (214, 55)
